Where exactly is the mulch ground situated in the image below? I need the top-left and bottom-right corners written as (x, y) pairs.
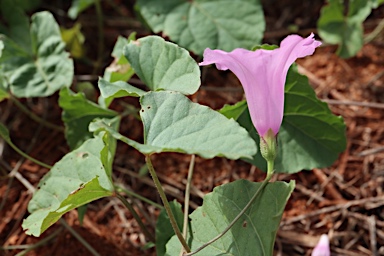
top-left (1, 1), bottom-right (384, 255)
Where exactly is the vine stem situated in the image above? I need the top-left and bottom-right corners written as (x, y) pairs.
top-left (93, 0), bottom-right (105, 75)
top-left (115, 192), bottom-right (155, 242)
top-left (179, 154), bottom-right (196, 256)
top-left (10, 96), bottom-right (64, 132)
top-left (59, 219), bottom-right (100, 256)
top-left (145, 155), bottom-right (191, 253)
top-left (2, 134), bottom-right (52, 169)
top-left (114, 185), bottom-right (163, 209)
top-left (184, 160), bottom-right (275, 256)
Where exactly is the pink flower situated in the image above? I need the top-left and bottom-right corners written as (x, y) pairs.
top-left (199, 33), bottom-right (321, 139)
top-left (311, 234), bottom-right (331, 256)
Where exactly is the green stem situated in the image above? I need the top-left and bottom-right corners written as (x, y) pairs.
top-left (182, 154), bottom-right (195, 238)
top-left (185, 160), bottom-right (275, 256)
top-left (267, 158), bottom-right (274, 177)
top-left (115, 192), bottom-right (155, 242)
top-left (115, 185), bottom-right (163, 209)
top-left (10, 96), bottom-right (64, 132)
top-left (145, 155), bottom-right (191, 253)
top-left (4, 138), bottom-right (52, 169)
top-left (179, 155), bottom-right (195, 256)
top-left (93, 0), bottom-right (105, 75)
top-left (59, 219), bottom-right (100, 256)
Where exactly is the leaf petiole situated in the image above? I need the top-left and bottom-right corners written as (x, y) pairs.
top-left (145, 155), bottom-right (191, 253)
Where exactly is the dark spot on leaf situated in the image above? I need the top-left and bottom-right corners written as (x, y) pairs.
top-left (242, 220), bottom-right (247, 228)
top-left (147, 106), bottom-right (151, 109)
top-left (141, 109), bottom-right (144, 112)
top-left (77, 152), bottom-right (89, 159)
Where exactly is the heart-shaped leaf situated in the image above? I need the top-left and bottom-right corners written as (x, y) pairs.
top-left (91, 91), bottom-right (257, 160)
top-left (124, 36), bottom-right (200, 95)
top-left (0, 11), bottom-right (73, 97)
top-left (165, 179), bottom-right (295, 255)
top-left (22, 133), bottom-right (115, 237)
top-left (136, 0), bottom-right (265, 55)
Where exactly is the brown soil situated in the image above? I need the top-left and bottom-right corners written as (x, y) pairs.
top-left (1, 1), bottom-right (384, 256)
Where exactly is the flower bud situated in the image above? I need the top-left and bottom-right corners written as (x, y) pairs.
top-left (260, 129), bottom-right (277, 163)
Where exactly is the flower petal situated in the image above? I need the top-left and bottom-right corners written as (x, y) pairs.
top-left (199, 33), bottom-right (321, 138)
top-left (311, 234), bottom-right (331, 256)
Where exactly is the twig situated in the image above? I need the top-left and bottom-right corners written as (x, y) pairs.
top-left (1, 157), bottom-right (99, 256)
top-left (313, 168), bottom-right (344, 200)
top-left (367, 216), bottom-right (377, 256)
top-left (357, 146), bottom-right (384, 157)
top-left (364, 17), bottom-right (384, 44)
top-left (11, 228), bottom-right (63, 256)
top-left (321, 99), bottom-right (384, 109)
top-left (282, 195), bottom-right (384, 225)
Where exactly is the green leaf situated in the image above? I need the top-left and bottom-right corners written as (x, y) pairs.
top-left (238, 65), bottom-right (347, 173)
top-left (60, 23), bottom-right (85, 59)
top-left (218, 100), bottom-right (247, 120)
top-left (0, 11), bottom-right (74, 98)
top-left (0, 44), bottom-right (9, 101)
top-left (98, 78), bottom-right (146, 108)
top-left (72, 81), bottom-right (97, 102)
top-left (318, 0), bottom-right (374, 58)
top-left (0, 0), bottom-right (31, 52)
top-left (156, 200), bottom-right (184, 256)
top-left (136, 0), bottom-right (265, 55)
top-left (59, 87), bottom-right (117, 150)
top-left (91, 91), bottom-right (257, 159)
top-left (123, 36), bottom-right (200, 95)
top-left (252, 44), bottom-right (278, 51)
top-left (103, 35), bottom-right (136, 83)
top-left (15, 0), bottom-right (41, 11)
top-left (77, 204), bottom-right (88, 226)
top-left (22, 133), bottom-right (115, 237)
top-left (165, 180), bottom-right (295, 256)
top-left (68, 0), bottom-right (95, 19)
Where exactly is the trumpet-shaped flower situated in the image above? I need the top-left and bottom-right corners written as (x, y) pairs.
top-left (311, 234), bottom-right (331, 256)
top-left (199, 33), bottom-right (321, 140)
